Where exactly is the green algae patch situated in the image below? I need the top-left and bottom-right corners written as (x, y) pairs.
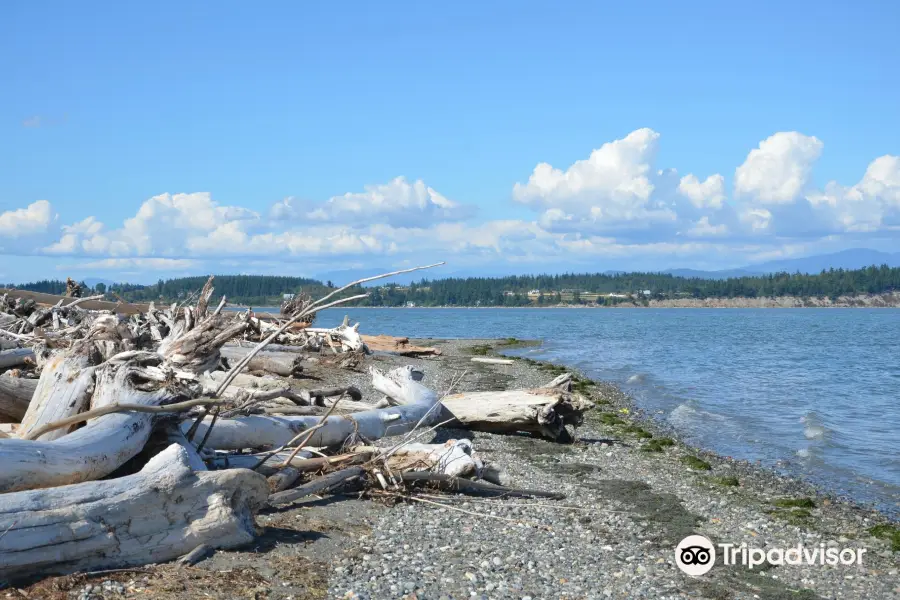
top-left (621, 425), bottom-right (653, 439)
top-left (642, 437), bottom-right (675, 453)
top-left (773, 497), bottom-right (816, 509)
top-left (598, 413), bottom-right (626, 426)
top-left (681, 455), bottom-right (712, 471)
top-left (711, 476), bottom-right (740, 487)
top-left (868, 524), bottom-right (900, 552)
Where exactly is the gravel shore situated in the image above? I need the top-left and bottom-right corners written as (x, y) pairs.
top-left (22, 338), bottom-right (899, 600)
top-left (323, 339), bottom-right (899, 600)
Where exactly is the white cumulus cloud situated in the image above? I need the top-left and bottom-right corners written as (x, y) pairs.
top-left (678, 174), bottom-right (726, 209)
top-left (272, 177), bottom-right (471, 228)
top-left (686, 216), bottom-right (729, 237)
top-left (735, 132), bottom-right (823, 204)
top-left (512, 128), bottom-right (678, 231)
top-left (0, 200), bottom-right (54, 237)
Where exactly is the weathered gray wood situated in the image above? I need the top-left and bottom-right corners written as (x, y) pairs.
top-left (0, 348), bottom-right (34, 370)
top-left (400, 471), bottom-right (565, 499)
top-left (439, 388), bottom-right (593, 442)
top-left (17, 315), bottom-right (125, 441)
top-left (267, 467), bottom-right (301, 493)
top-left (0, 313), bottom-right (246, 492)
top-left (0, 444), bottom-right (267, 580)
top-left (268, 466), bottom-right (365, 505)
top-left (0, 375), bottom-right (36, 420)
top-left (382, 372), bottom-right (594, 442)
top-left (220, 346), bottom-right (304, 377)
top-left (185, 366), bottom-right (439, 451)
top-left (177, 544), bottom-right (216, 567)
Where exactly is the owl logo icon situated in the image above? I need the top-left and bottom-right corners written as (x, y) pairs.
top-left (675, 535), bottom-right (716, 576)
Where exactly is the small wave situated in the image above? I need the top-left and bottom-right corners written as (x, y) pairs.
top-left (796, 448), bottom-right (811, 458)
top-left (801, 412), bottom-right (829, 440)
top-left (668, 402), bottom-right (728, 429)
top-left (626, 374), bottom-right (645, 384)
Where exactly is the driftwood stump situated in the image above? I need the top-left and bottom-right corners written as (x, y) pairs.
top-left (0, 444), bottom-right (267, 581)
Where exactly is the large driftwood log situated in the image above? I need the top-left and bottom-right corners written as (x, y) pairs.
top-left (0, 361), bottom-right (182, 492)
top-left (387, 372), bottom-right (594, 442)
top-left (220, 346), bottom-right (304, 377)
top-left (0, 374), bottom-right (36, 420)
top-left (0, 347), bottom-right (35, 370)
top-left (184, 366), bottom-right (438, 450)
top-left (17, 315), bottom-right (128, 441)
top-left (0, 444), bottom-right (268, 581)
top-left (0, 314), bottom-right (246, 493)
top-left (361, 334), bottom-right (442, 357)
top-left (439, 389), bottom-right (592, 442)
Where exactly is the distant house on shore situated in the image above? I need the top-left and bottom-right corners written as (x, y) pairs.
top-left (283, 293), bottom-right (295, 300)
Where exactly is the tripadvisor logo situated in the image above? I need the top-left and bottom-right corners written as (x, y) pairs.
top-left (675, 535), bottom-right (716, 576)
top-left (675, 535), bottom-right (867, 576)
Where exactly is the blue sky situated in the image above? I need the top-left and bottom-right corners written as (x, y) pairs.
top-left (2, 1), bottom-right (898, 284)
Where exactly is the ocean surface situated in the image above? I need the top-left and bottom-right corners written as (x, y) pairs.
top-left (304, 308), bottom-right (899, 514)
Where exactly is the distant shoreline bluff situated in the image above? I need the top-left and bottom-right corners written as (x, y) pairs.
top-left (232, 292), bottom-right (900, 310)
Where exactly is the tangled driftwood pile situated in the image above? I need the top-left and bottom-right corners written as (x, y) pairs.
top-left (0, 266), bottom-right (593, 584)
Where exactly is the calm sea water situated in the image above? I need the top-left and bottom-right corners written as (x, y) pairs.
top-left (311, 307), bottom-right (899, 514)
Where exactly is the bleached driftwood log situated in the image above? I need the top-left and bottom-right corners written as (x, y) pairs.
top-left (384, 439), bottom-right (481, 478)
top-left (361, 334), bottom-right (442, 357)
top-left (440, 392), bottom-right (592, 442)
top-left (0, 374), bottom-right (36, 420)
top-left (0, 347), bottom-right (34, 370)
top-left (0, 444), bottom-right (268, 581)
top-left (305, 316), bottom-right (368, 353)
top-left (17, 315), bottom-right (128, 441)
top-left (0, 313), bottom-right (246, 493)
top-left (185, 366), bottom-right (438, 450)
top-left (386, 372), bottom-right (594, 442)
top-left (220, 346), bottom-right (304, 377)
top-left (470, 357), bottom-right (514, 365)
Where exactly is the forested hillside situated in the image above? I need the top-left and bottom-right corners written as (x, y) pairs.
top-left (6, 264), bottom-right (899, 307)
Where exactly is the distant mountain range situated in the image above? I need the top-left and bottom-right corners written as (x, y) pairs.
top-left (315, 249), bottom-right (900, 284)
top-left (663, 249), bottom-right (900, 280)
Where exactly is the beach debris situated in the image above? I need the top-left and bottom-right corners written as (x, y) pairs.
top-left (65, 277), bottom-right (83, 298)
top-left (362, 334), bottom-right (442, 357)
top-left (0, 261), bottom-right (577, 582)
top-left (470, 356), bottom-right (514, 365)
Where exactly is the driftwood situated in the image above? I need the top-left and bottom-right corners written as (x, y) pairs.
top-left (0, 310), bottom-right (246, 492)
top-left (362, 334), bottom-right (442, 357)
top-left (0, 263), bottom-right (574, 581)
top-left (388, 372), bottom-right (593, 442)
top-left (220, 346), bottom-right (304, 377)
top-left (471, 356), bottom-right (513, 365)
top-left (318, 371), bottom-right (593, 442)
top-left (184, 366), bottom-right (440, 450)
top-left (0, 347), bottom-right (35, 370)
top-left (400, 471), bottom-right (566, 500)
top-left (0, 444), bottom-right (268, 580)
top-left (305, 316), bottom-right (367, 353)
top-left (379, 440), bottom-right (482, 478)
top-left (17, 315), bottom-right (128, 442)
top-left (0, 374), bottom-right (36, 420)
top-left (268, 465), bottom-right (365, 505)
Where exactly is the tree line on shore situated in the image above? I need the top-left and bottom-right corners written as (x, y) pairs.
top-left (6, 264), bottom-right (899, 307)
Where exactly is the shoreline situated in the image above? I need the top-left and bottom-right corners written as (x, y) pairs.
top-left (22, 338), bottom-right (899, 599)
top-left (229, 295), bottom-right (900, 311)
